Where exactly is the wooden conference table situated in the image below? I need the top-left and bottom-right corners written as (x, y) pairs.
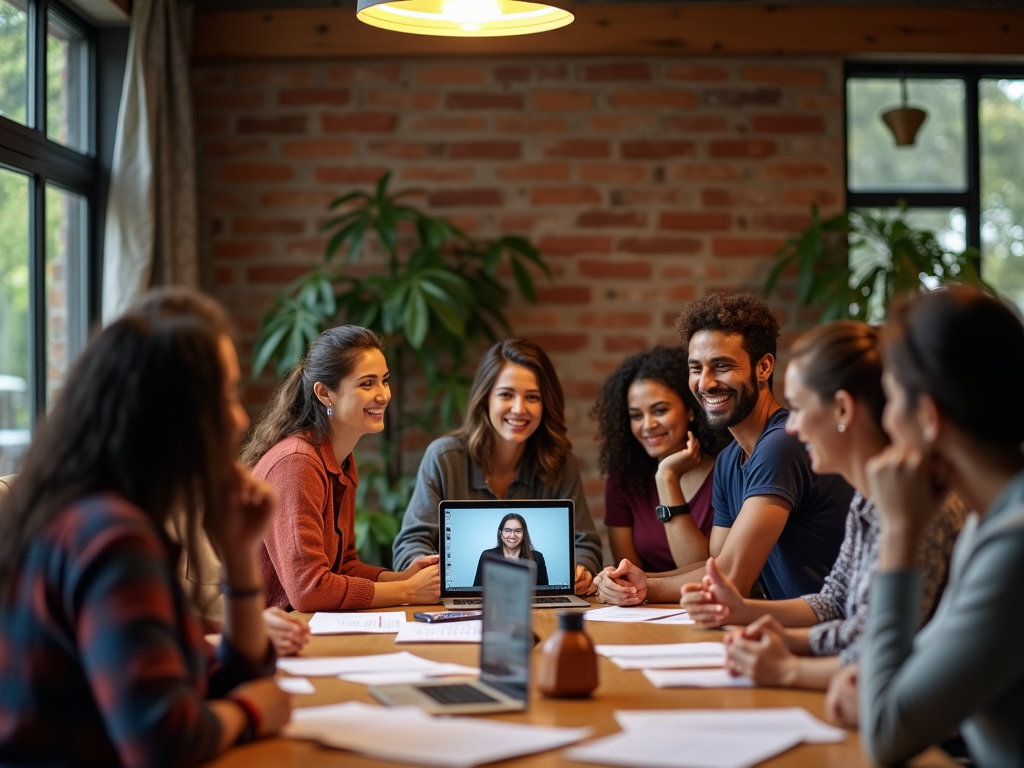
top-left (209, 604), bottom-right (958, 768)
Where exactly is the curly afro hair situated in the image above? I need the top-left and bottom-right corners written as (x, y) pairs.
top-left (592, 345), bottom-right (733, 497)
top-left (675, 291), bottom-right (781, 388)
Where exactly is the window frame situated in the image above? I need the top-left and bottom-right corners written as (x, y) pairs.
top-left (0, 0), bottom-right (97, 428)
top-left (844, 61), bottom-right (1024, 256)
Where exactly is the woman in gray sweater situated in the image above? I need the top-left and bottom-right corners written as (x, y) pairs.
top-left (392, 338), bottom-right (601, 592)
top-left (855, 286), bottom-right (1024, 768)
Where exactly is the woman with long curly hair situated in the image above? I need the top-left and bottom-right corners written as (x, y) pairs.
top-left (242, 326), bottom-right (439, 612)
top-left (393, 338), bottom-right (602, 594)
top-left (593, 345), bottom-right (732, 572)
top-left (0, 287), bottom-right (290, 766)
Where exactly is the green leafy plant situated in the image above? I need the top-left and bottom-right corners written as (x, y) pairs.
top-left (252, 173), bottom-right (551, 565)
top-left (764, 203), bottom-right (991, 323)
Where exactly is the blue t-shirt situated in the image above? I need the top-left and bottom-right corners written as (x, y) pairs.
top-left (712, 408), bottom-right (852, 600)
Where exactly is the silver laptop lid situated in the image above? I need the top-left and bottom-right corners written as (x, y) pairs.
top-left (479, 554), bottom-right (534, 700)
top-left (439, 499), bottom-right (576, 599)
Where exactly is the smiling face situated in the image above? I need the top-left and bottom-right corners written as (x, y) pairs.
top-left (500, 517), bottom-right (525, 555)
top-left (687, 330), bottom-right (763, 430)
top-left (783, 360), bottom-right (844, 476)
top-left (323, 348), bottom-right (391, 438)
top-left (488, 362), bottom-right (543, 448)
top-left (627, 379), bottom-right (692, 460)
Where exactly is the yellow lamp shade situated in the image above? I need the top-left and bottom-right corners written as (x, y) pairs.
top-left (356, 0), bottom-right (576, 37)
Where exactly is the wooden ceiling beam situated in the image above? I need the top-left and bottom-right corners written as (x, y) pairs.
top-left (192, 4), bottom-right (1024, 60)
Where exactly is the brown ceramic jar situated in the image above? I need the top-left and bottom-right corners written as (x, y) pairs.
top-left (536, 610), bottom-right (598, 698)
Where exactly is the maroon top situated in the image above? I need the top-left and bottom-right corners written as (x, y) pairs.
top-left (603, 470), bottom-right (714, 572)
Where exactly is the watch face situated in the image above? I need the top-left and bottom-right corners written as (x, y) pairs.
top-left (655, 505), bottom-right (671, 523)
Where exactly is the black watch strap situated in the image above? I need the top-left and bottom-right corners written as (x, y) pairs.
top-left (655, 503), bottom-right (691, 523)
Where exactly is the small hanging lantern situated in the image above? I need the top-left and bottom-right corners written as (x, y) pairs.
top-left (356, 0), bottom-right (576, 37)
top-left (881, 76), bottom-right (928, 147)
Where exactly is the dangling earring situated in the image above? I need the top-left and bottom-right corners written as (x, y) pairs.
top-left (837, 423), bottom-right (846, 433)
top-left (327, 403), bottom-right (334, 418)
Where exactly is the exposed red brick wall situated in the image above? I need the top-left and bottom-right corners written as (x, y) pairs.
top-left (193, 57), bottom-right (844, 531)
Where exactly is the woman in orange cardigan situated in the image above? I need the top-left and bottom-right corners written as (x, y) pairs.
top-left (242, 326), bottom-right (439, 612)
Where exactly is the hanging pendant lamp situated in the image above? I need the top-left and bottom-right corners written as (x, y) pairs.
top-left (881, 76), bottom-right (928, 147)
top-left (356, 0), bottom-right (576, 37)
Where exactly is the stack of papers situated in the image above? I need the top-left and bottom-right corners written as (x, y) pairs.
top-left (308, 611), bottom-right (406, 635)
top-left (284, 701), bottom-right (591, 768)
top-left (566, 708), bottom-right (845, 768)
top-left (584, 607), bottom-right (690, 623)
top-left (643, 669), bottom-right (752, 689)
top-left (277, 651), bottom-right (477, 685)
top-left (596, 642), bottom-right (726, 670)
top-left (394, 619), bottom-right (482, 644)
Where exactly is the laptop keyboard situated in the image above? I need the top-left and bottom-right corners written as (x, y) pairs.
top-left (420, 684), bottom-right (499, 705)
top-left (452, 596), bottom-right (572, 605)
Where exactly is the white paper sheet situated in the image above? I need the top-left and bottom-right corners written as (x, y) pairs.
top-left (284, 701), bottom-right (591, 768)
top-left (584, 606), bottom-right (689, 623)
top-left (276, 676), bottom-right (316, 694)
top-left (308, 611), bottom-right (406, 635)
top-left (394, 619), bottom-right (483, 643)
top-left (643, 668), bottom-right (754, 689)
top-left (277, 651), bottom-right (442, 677)
top-left (613, 709), bottom-right (846, 744)
top-left (566, 726), bottom-right (802, 768)
top-left (339, 663), bottom-right (479, 686)
top-left (651, 612), bottom-right (696, 625)
top-left (596, 642), bottom-right (725, 670)
top-left (611, 655), bottom-right (725, 670)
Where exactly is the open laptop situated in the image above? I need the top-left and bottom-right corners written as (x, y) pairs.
top-left (369, 555), bottom-right (533, 714)
top-left (439, 499), bottom-right (590, 608)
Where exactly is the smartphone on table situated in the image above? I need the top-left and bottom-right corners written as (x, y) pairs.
top-left (413, 610), bottom-right (483, 623)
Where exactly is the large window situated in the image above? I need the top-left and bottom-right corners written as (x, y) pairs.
top-left (0, 0), bottom-right (95, 473)
top-left (846, 64), bottom-right (1024, 310)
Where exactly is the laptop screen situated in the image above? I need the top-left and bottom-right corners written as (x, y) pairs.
top-left (440, 500), bottom-right (575, 594)
top-left (480, 555), bottom-right (534, 699)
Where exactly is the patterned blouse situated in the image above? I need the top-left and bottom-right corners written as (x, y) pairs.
top-left (802, 491), bottom-right (967, 666)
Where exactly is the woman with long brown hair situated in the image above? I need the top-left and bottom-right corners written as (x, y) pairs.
top-left (243, 326), bottom-right (439, 612)
top-left (0, 287), bottom-right (290, 766)
top-left (392, 338), bottom-right (601, 593)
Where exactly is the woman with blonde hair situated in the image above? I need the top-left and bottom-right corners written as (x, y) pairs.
top-left (393, 338), bottom-right (601, 593)
top-left (243, 326), bottom-right (439, 612)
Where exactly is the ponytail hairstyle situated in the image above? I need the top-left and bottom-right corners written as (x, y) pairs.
top-left (240, 325), bottom-right (385, 468)
top-left (788, 321), bottom-right (886, 432)
top-left (882, 286), bottom-right (1024, 450)
top-left (0, 287), bottom-right (234, 596)
top-left (453, 338), bottom-right (570, 486)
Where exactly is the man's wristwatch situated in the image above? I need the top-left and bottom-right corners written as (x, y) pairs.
top-left (655, 503), bottom-right (691, 523)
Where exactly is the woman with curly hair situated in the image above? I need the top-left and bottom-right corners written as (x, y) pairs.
top-left (593, 346), bottom-right (732, 572)
top-left (393, 338), bottom-right (602, 594)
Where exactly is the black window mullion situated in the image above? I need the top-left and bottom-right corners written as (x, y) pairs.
top-left (965, 75), bottom-right (982, 257)
top-left (847, 191), bottom-right (973, 209)
top-left (28, 174), bottom-right (46, 426)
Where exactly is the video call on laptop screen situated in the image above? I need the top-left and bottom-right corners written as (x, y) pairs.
top-left (442, 503), bottom-right (573, 593)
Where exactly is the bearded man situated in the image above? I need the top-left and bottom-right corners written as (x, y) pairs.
top-left (594, 292), bottom-right (852, 603)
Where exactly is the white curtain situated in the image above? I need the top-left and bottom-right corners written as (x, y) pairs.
top-left (102, 0), bottom-right (197, 323)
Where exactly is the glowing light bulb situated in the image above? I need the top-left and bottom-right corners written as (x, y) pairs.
top-left (441, 0), bottom-right (502, 30)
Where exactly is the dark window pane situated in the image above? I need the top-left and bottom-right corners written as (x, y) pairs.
top-left (0, 0), bottom-right (29, 126)
top-left (848, 78), bottom-right (966, 192)
top-left (980, 79), bottom-right (1024, 312)
top-left (0, 166), bottom-right (30, 473)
